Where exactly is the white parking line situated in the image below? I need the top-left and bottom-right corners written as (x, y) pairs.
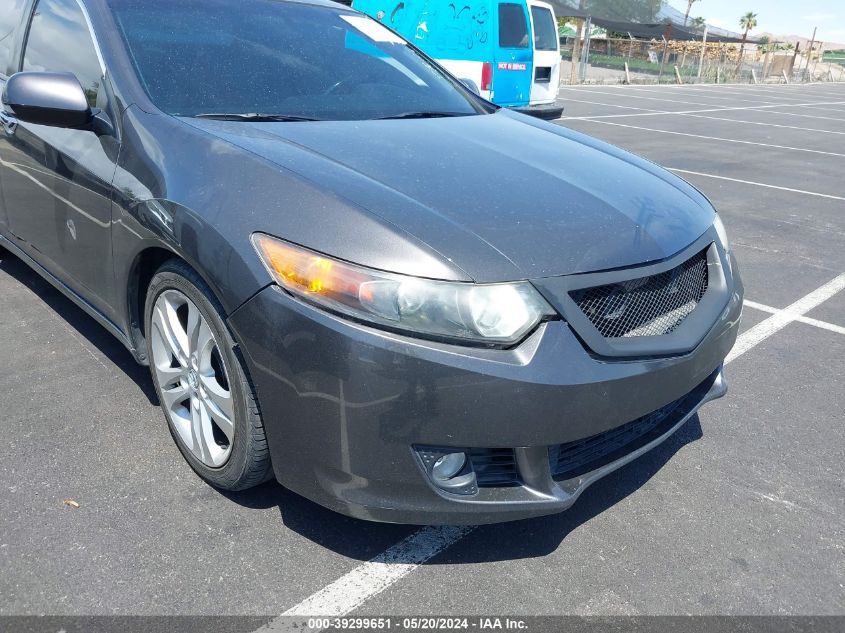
top-left (562, 84), bottom-right (845, 107)
top-left (559, 87), bottom-right (720, 107)
top-left (649, 86), bottom-right (845, 102)
top-left (615, 85), bottom-right (780, 104)
top-left (673, 113), bottom-right (845, 136)
top-left (256, 275), bottom-right (845, 626)
top-left (258, 526), bottom-right (477, 628)
top-left (676, 87), bottom-right (839, 103)
top-left (667, 169), bottom-right (845, 202)
top-left (571, 82), bottom-right (841, 89)
top-left (577, 120), bottom-right (845, 158)
top-left (561, 97), bottom-right (663, 114)
top-left (731, 88), bottom-right (845, 100)
top-left (639, 84), bottom-right (835, 98)
top-left (781, 103), bottom-right (845, 116)
top-left (744, 300), bottom-right (845, 336)
top-left (746, 109), bottom-right (845, 124)
top-left (727, 274), bottom-right (845, 363)
top-left (561, 101), bottom-right (845, 121)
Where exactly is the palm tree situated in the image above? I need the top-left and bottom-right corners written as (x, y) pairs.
top-left (739, 11), bottom-right (758, 46)
top-left (684, 0), bottom-right (701, 26)
top-left (692, 16), bottom-right (707, 32)
top-left (738, 12), bottom-right (758, 73)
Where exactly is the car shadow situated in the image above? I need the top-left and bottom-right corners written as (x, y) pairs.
top-left (0, 250), bottom-right (159, 405)
top-left (460, 415), bottom-right (704, 562)
top-left (223, 415), bottom-right (705, 563)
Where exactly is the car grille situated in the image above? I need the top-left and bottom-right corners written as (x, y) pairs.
top-left (549, 370), bottom-right (717, 481)
top-left (570, 248), bottom-right (710, 339)
top-left (470, 448), bottom-right (521, 487)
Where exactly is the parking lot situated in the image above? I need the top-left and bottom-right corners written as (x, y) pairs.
top-left (1, 83), bottom-right (844, 622)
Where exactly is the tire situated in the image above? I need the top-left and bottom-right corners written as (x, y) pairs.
top-left (144, 259), bottom-right (271, 491)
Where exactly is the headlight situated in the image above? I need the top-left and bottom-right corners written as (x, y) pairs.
top-left (252, 234), bottom-right (556, 346)
top-left (713, 214), bottom-right (730, 252)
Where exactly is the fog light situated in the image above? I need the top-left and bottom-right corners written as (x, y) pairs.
top-left (416, 446), bottom-right (477, 496)
top-left (432, 452), bottom-right (467, 481)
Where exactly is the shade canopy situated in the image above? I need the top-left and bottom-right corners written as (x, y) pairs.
top-left (550, 0), bottom-right (758, 43)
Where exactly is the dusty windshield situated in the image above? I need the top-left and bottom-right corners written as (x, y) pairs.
top-left (108, 0), bottom-right (488, 120)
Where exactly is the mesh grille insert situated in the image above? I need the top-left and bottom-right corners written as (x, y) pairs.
top-left (571, 248), bottom-right (710, 339)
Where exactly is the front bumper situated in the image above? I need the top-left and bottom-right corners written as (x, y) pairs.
top-left (228, 245), bottom-right (743, 525)
top-left (510, 103), bottom-right (565, 121)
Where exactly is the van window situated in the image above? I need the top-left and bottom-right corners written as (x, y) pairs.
top-left (530, 6), bottom-right (558, 51)
top-left (498, 4), bottom-right (529, 49)
top-left (0, 0), bottom-right (28, 74)
top-left (23, 0), bottom-right (104, 108)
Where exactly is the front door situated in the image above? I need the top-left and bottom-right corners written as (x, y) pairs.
top-left (1, 0), bottom-right (119, 317)
top-left (493, 2), bottom-right (533, 106)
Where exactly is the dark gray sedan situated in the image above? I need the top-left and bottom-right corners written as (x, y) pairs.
top-left (0, 0), bottom-right (742, 524)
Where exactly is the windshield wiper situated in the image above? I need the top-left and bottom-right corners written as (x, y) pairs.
top-left (374, 111), bottom-right (473, 120)
top-left (192, 113), bottom-right (322, 122)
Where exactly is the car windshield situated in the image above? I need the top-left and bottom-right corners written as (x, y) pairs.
top-left (107, 0), bottom-right (488, 121)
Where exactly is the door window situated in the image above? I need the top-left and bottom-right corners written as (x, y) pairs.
top-left (499, 3), bottom-right (529, 49)
top-left (23, 0), bottom-right (104, 108)
top-left (0, 0), bottom-right (28, 75)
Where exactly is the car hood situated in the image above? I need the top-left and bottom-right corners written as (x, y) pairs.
top-left (183, 111), bottom-right (714, 282)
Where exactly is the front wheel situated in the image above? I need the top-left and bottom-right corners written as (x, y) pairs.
top-left (144, 260), bottom-right (271, 491)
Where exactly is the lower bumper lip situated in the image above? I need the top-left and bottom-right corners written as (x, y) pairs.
top-left (549, 367), bottom-right (726, 500)
top-left (228, 264), bottom-right (742, 525)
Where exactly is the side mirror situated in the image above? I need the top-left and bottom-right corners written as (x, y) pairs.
top-left (459, 78), bottom-right (481, 95)
top-left (2, 71), bottom-right (93, 129)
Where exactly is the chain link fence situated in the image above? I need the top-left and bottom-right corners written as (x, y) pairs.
top-left (560, 36), bottom-right (845, 85)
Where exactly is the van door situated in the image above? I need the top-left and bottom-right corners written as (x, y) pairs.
top-left (528, 1), bottom-right (560, 105)
top-left (494, 2), bottom-right (533, 107)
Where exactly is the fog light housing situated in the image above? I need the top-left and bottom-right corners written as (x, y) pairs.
top-left (416, 447), bottom-right (477, 496)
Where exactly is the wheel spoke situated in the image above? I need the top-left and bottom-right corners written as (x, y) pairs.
top-left (160, 383), bottom-right (191, 412)
top-left (196, 319), bottom-right (215, 359)
top-left (152, 362), bottom-right (183, 390)
top-left (186, 302), bottom-right (203, 356)
top-left (201, 376), bottom-right (234, 442)
top-left (190, 396), bottom-right (213, 464)
top-left (164, 297), bottom-right (190, 360)
top-left (152, 301), bottom-right (188, 367)
top-left (199, 398), bottom-right (229, 467)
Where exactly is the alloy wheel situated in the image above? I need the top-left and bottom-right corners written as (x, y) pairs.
top-left (150, 290), bottom-right (235, 468)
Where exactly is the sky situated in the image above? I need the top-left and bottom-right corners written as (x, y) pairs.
top-left (668, 0), bottom-right (845, 44)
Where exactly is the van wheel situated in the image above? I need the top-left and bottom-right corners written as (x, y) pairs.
top-left (144, 260), bottom-right (271, 491)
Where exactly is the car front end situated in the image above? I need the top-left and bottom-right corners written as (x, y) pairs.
top-left (229, 219), bottom-right (742, 525)
top-left (99, 0), bottom-right (744, 524)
